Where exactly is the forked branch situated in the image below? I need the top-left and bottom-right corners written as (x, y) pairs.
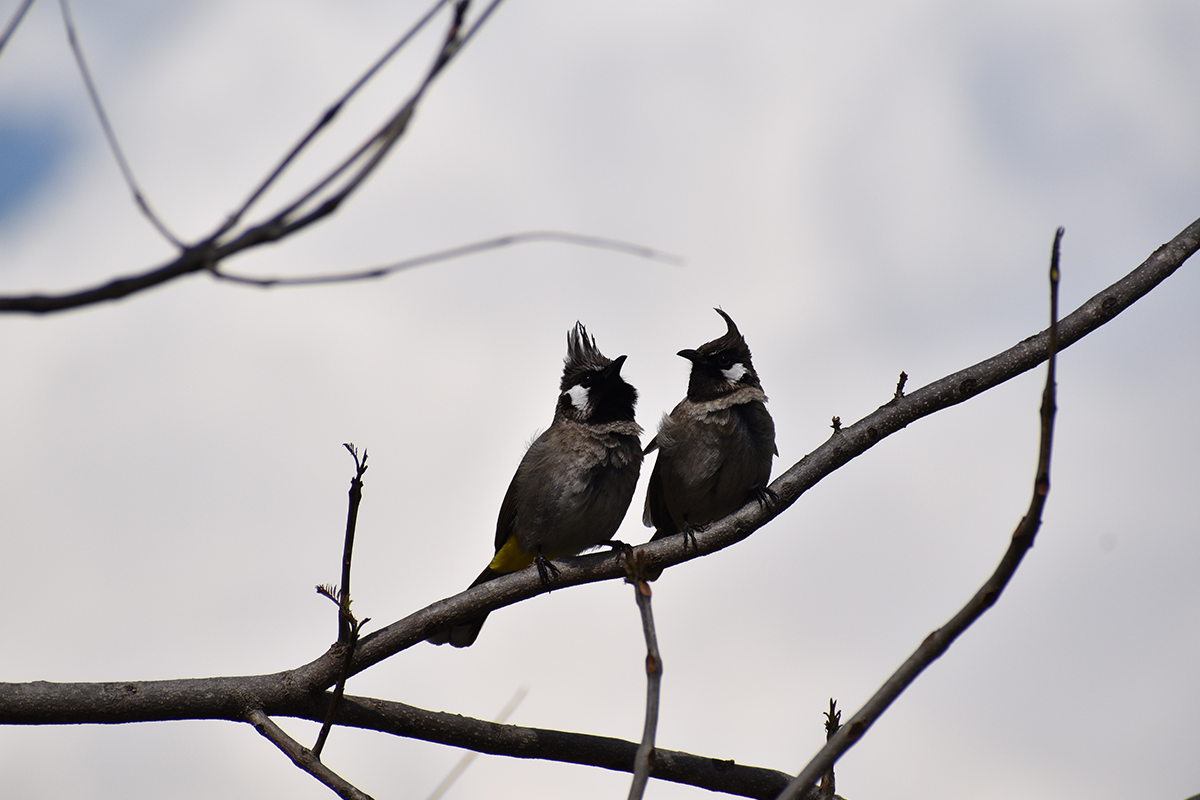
top-left (247, 707), bottom-right (374, 800)
top-left (311, 444), bottom-right (371, 758)
top-left (0, 0), bottom-right (504, 313)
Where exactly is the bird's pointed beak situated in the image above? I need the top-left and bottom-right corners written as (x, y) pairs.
top-left (677, 349), bottom-right (704, 364)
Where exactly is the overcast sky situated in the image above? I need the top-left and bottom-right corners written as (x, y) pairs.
top-left (2, 1), bottom-right (1199, 798)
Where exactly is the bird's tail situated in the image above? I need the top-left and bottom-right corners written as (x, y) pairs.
top-left (425, 565), bottom-right (502, 648)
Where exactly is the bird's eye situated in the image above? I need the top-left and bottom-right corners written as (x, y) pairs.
top-left (580, 374), bottom-right (595, 387)
top-left (715, 353), bottom-right (734, 368)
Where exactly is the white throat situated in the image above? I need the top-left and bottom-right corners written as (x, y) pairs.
top-left (721, 362), bottom-right (748, 382)
top-left (565, 384), bottom-right (590, 411)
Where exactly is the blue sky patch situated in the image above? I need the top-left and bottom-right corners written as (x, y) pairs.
top-left (0, 118), bottom-right (72, 225)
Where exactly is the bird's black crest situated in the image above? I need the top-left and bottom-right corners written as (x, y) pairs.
top-left (682, 308), bottom-right (762, 400)
top-left (558, 322), bottom-right (638, 424)
top-left (562, 321), bottom-right (612, 390)
top-left (697, 307), bottom-right (749, 358)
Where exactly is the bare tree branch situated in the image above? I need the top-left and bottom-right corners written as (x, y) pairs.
top-left (217, 0), bottom-right (453, 238)
top-left (0, 678), bottom-right (795, 798)
top-left (246, 707), bottom-right (375, 800)
top-left (0, 0), bottom-right (36, 57)
top-left (299, 693), bottom-right (801, 800)
top-left (775, 227), bottom-right (1063, 800)
top-left (335, 444), bottom-right (369, 645)
top-left (621, 548), bottom-right (663, 800)
top-left (311, 445), bottom-right (371, 758)
top-left (0, 0), bottom-right (504, 314)
top-left (212, 230), bottom-right (684, 288)
top-left (0, 670), bottom-right (340, 724)
top-left (58, 0), bottom-right (181, 246)
top-left (819, 700), bottom-right (841, 799)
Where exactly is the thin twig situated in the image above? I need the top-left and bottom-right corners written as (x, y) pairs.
top-left (246, 707), bottom-right (375, 800)
top-left (819, 700), bottom-right (840, 800)
top-left (774, 228), bottom-right (1063, 800)
top-left (311, 610), bottom-right (366, 759)
top-left (58, 0), bottom-right (181, 247)
top-left (311, 444), bottom-right (371, 758)
top-left (0, 0), bottom-right (36, 57)
top-left (213, 230), bottom-right (684, 287)
top-left (425, 685), bottom-right (529, 800)
top-left (337, 444), bottom-right (368, 644)
top-left (216, 0), bottom-right (453, 236)
top-left (215, 0), bottom-right (502, 249)
top-left (621, 547), bottom-right (663, 800)
top-left (237, 0), bottom-right (497, 242)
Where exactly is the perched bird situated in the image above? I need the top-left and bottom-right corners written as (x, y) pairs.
top-left (643, 308), bottom-right (777, 541)
top-left (429, 322), bottom-right (644, 648)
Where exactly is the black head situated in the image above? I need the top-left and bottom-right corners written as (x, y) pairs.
top-left (679, 308), bottom-right (762, 401)
top-left (557, 322), bottom-right (639, 425)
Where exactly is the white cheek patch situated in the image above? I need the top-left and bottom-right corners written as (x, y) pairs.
top-left (721, 362), bottom-right (748, 382)
top-left (565, 384), bottom-right (590, 411)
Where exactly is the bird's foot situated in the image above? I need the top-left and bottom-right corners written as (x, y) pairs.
top-left (649, 523), bottom-right (704, 549)
top-left (603, 539), bottom-right (637, 564)
top-left (753, 486), bottom-right (778, 510)
top-left (679, 522), bottom-right (705, 550)
top-left (535, 550), bottom-right (561, 586)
